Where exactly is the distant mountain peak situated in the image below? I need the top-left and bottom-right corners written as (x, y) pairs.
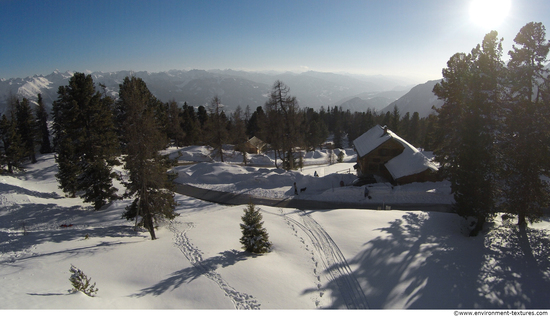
top-left (1, 69), bottom-right (435, 116)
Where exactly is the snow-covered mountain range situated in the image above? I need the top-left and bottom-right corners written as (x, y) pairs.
top-left (0, 69), bottom-right (441, 117)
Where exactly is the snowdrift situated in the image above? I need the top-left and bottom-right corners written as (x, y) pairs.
top-left (2, 152), bottom-right (550, 309)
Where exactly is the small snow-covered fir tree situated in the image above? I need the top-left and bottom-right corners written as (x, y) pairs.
top-left (69, 265), bottom-right (98, 297)
top-left (240, 203), bottom-right (272, 254)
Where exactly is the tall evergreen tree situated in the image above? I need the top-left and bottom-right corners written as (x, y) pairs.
top-left (15, 98), bottom-right (37, 163)
top-left (181, 102), bottom-right (200, 145)
top-left (502, 22), bottom-right (550, 227)
top-left (433, 31), bottom-right (505, 236)
top-left (166, 100), bottom-right (185, 147)
top-left (390, 105), bottom-right (401, 135)
top-left (35, 93), bottom-right (52, 154)
top-left (52, 73), bottom-right (119, 208)
top-left (197, 105), bottom-right (208, 130)
top-left (409, 112), bottom-right (420, 146)
top-left (0, 114), bottom-right (25, 173)
top-left (230, 105), bottom-right (248, 152)
top-left (118, 76), bottom-right (177, 240)
top-left (246, 106), bottom-right (265, 140)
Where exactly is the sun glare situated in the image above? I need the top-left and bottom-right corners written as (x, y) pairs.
top-left (469, 0), bottom-right (511, 29)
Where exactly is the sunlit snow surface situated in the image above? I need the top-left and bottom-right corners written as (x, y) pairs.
top-left (1, 150), bottom-right (549, 309)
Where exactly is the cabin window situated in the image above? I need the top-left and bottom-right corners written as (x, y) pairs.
top-left (372, 158), bottom-right (381, 163)
top-left (378, 149), bottom-right (388, 156)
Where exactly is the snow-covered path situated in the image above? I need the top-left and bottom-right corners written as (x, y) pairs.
top-left (281, 209), bottom-right (369, 309)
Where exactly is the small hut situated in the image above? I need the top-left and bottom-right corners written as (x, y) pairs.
top-left (353, 125), bottom-right (438, 185)
top-left (241, 136), bottom-right (267, 154)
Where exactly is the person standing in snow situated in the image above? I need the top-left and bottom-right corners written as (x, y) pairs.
top-left (364, 186), bottom-right (370, 199)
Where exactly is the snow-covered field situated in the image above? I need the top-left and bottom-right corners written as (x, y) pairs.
top-left (169, 146), bottom-right (454, 205)
top-left (1, 149), bottom-right (550, 310)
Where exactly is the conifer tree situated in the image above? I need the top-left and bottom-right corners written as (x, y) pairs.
top-left (240, 202), bottom-right (271, 254)
top-left (409, 112), bottom-right (420, 146)
top-left (166, 100), bottom-right (185, 147)
top-left (0, 114), bottom-right (25, 173)
top-left (15, 98), bottom-right (37, 163)
top-left (181, 102), bottom-right (200, 145)
top-left (35, 93), bottom-right (52, 154)
top-left (197, 105), bottom-right (208, 130)
top-left (78, 91), bottom-right (120, 209)
top-left (52, 73), bottom-right (119, 208)
top-left (390, 105), bottom-right (401, 135)
top-left (230, 105), bottom-right (248, 151)
top-left (118, 76), bottom-right (177, 240)
top-left (433, 31), bottom-right (505, 236)
top-left (502, 22), bottom-right (550, 227)
top-left (246, 106), bottom-right (266, 140)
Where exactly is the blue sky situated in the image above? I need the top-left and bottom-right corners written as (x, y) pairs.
top-left (1, 0), bottom-right (549, 82)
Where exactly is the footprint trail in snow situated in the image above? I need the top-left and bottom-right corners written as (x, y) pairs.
top-left (170, 221), bottom-right (261, 310)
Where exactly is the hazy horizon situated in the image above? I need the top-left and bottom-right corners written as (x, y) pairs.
top-left (2, 0), bottom-right (549, 82)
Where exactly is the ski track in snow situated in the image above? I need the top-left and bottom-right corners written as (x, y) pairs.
top-left (280, 209), bottom-right (370, 309)
top-left (169, 221), bottom-right (261, 310)
top-left (273, 208), bottom-right (326, 308)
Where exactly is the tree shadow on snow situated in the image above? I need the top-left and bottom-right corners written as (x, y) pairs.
top-left (0, 182), bottom-right (62, 200)
top-left (0, 203), bottom-right (138, 262)
top-left (131, 249), bottom-right (250, 297)
top-left (314, 212), bottom-right (550, 309)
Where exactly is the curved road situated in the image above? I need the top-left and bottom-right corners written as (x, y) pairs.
top-left (174, 183), bottom-right (452, 212)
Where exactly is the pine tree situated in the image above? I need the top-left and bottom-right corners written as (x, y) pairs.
top-left (35, 93), bottom-right (52, 154)
top-left (240, 202), bottom-right (271, 254)
top-left (0, 114), bottom-right (25, 173)
top-left (166, 100), bottom-right (185, 147)
top-left (77, 91), bottom-right (120, 209)
top-left (409, 112), bottom-right (420, 146)
top-left (118, 76), bottom-right (177, 240)
top-left (433, 31), bottom-right (505, 236)
top-left (197, 105), bottom-right (208, 130)
top-left (230, 105), bottom-right (248, 151)
top-left (502, 22), bottom-right (550, 227)
top-left (15, 98), bottom-right (37, 163)
top-left (52, 73), bottom-right (119, 208)
top-left (181, 102), bottom-right (200, 145)
top-left (390, 105), bottom-right (401, 135)
top-left (246, 106), bottom-right (266, 140)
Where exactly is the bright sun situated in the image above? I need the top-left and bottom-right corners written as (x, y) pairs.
top-left (469, 0), bottom-right (511, 29)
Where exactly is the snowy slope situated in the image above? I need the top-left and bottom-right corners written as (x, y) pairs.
top-left (1, 153), bottom-right (550, 309)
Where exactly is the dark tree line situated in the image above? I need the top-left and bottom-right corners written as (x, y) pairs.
top-left (0, 93), bottom-right (53, 174)
top-left (432, 22), bottom-right (550, 234)
top-left (154, 79), bottom-right (437, 171)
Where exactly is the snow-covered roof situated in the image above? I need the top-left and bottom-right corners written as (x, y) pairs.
top-left (247, 136), bottom-right (266, 149)
top-left (353, 125), bottom-right (438, 180)
top-left (353, 125), bottom-right (392, 158)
